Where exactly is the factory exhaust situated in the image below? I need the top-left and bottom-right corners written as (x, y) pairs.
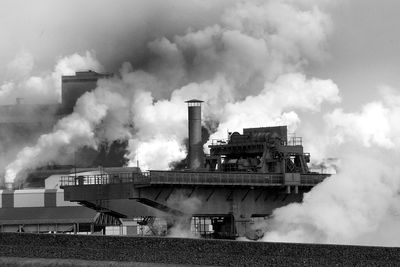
top-left (186, 99), bottom-right (203, 170)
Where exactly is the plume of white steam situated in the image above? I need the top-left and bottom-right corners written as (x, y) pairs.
top-left (126, 75), bottom-right (234, 170)
top-left (206, 73), bottom-right (340, 148)
top-left (165, 192), bottom-right (202, 238)
top-left (147, 0), bottom-right (333, 99)
top-left (0, 51), bottom-right (103, 105)
top-left (4, 80), bottom-right (129, 184)
top-left (261, 87), bottom-right (400, 246)
top-left (4, 0), bottom-right (338, 180)
top-left (126, 0), bottom-right (337, 166)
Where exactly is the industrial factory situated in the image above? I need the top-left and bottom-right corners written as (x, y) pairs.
top-left (0, 71), bottom-right (329, 239)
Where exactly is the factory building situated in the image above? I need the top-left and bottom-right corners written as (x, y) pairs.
top-left (0, 71), bottom-right (133, 234)
top-left (0, 168), bottom-right (141, 234)
top-left (61, 70), bottom-right (112, 114)
top-left (0, 70), bottom-right (119, 188)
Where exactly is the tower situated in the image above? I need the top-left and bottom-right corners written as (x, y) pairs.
top-left (186, 99), bottom-right (203, 170)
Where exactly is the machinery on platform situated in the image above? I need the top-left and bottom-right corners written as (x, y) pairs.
top-left (60, 100), bottom-right (329, 239)
top-left (207, 127), bottom-right (309, 173)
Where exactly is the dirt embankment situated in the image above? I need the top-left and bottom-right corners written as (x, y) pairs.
top-left (0, 233), bottom-right (400, 266)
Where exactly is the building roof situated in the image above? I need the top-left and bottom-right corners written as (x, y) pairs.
top-left (62, 70), bottom-right (112, 80)
top-left (185, 99), bottom-right (204, 103)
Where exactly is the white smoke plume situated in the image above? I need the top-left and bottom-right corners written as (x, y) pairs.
top-left (4, 82), bottom-right (129, 184)
top-left (1, 51), bottom-right (103, 105)
top-left (166, 192), bottom-right (202, 238)
top-left (206, 73), bottom-right (340, 149)
top-left (261, 87), bottom-right (400, 246)
top-left (1, 51), bottom-right (105, 184)
top-left (128, 0), bottom-right (338, 165)
top-left (4, 0), bottom-right (338, 185)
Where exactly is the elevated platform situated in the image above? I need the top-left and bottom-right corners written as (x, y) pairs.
top-left (60, 171), bottom-right (329, 188)
top-left (59, 170), bottom-right (329, 238)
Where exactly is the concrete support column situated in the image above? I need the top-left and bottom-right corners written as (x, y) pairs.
top-left (286, 186), bottom-right (291, 194)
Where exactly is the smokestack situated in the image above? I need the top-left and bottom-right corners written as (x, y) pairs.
top-left (185, 99), bottom-right (203, 170)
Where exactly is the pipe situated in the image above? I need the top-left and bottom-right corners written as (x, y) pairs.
top-left (186, 99), bottom-right (203, 170)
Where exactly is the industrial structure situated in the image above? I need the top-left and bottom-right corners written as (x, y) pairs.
top-left (60, 99), bottom-right (329, 239)
top-left (0, 70), bottom-right (120, 189)
top-left (0, 71), bottom-right (127, 234)
top-left (0, 71), bottom-right (329, 238)
top-left (61, 70), bottom-right (112, 114)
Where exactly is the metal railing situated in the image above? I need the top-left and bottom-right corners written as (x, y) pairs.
top-left (287, 137), bottom-right (302, 146)
top-left (210, 139), bottom-right (229, 145)
top-left (149, 171), bottom-right (283, 186)
top-left (60, 172), bottom-right (150, 186)
top-left (60, 171), bottom-right (329, 187)
top-left (300, 174), bottom-right (329, 185)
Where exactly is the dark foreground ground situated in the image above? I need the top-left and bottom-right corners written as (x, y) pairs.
top-left (0, 233), bottom-right (400, 266)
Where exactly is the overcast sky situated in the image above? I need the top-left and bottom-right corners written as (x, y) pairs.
top-left (307, 0), bottom-right (400, 110)
top-left (1, 0), bottom-right (400, 111)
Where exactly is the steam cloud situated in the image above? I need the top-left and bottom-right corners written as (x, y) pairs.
top-left (261, 88), bottom-right (400, 246)
top-left (166, 192), bottom-right (202, 238)
top-left (3, 0), bottom-right (400, 246)
top-left (5, 0), bottom-right (338, 179)
top-left (1, 51), bottom-right (103, 105)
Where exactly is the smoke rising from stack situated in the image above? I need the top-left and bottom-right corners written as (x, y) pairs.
top-left (4, 0), bottom-right (400, 246)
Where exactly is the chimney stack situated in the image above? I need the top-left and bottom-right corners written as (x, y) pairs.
top-left (186, 99), bottom-right (203, 170)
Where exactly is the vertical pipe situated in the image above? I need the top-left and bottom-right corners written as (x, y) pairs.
top-left (186, 100), bottom-right (203, 170)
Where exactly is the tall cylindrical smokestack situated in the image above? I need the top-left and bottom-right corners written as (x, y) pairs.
top-left (186, 99), bottom-right (203, 170)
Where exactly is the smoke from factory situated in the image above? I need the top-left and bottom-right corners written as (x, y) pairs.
top-left (261, 87), bottom-right (400, 246)
top-left (3, 0), bottom-right (400, 246)
top-left (1, 51), bottom-right (103, 105)
top-left (5, 0), bottom-right (338, 180)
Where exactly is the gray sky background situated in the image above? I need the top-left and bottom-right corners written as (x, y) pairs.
top-left (307, 0), bottom-right (400, 110)
top-left (1, 0), bottom-right (400, 111)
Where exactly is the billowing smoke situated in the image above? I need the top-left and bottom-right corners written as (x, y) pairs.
top-left (5, 0), bottom-right (338, 182)
top-left (166, 192), bottom-right (202, 238)
top-left (0, 51), bottom-right (104, 183)
top-left (5, 77), bottom-right (129, 184)
top-left (260, 87), bottom-right (400, 246)
top-left (1, 51), bottom-right (103, 105)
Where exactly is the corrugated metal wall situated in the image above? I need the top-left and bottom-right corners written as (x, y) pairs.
top-left (0, 189), bottom-right (79, 208)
